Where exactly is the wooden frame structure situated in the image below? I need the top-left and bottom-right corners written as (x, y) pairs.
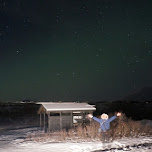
top-left (37, 102), bottom-right (96, 132)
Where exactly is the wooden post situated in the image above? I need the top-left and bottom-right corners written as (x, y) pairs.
top-left (40, 113), bottom-right (42, 128)
top-left (60, 111), bottom-right (62, 130)
top-left (90, 111), bottom-right (92, 124)
top-left (48, 112), bottom-right (50, 132)
top-left (44, 113), bottom-right (45, 132)
top-left (82, 111), bottom-right (85, 124)
top-left (81, 111), bottom-right (83, 124)
top-left (71, 111), bottom-right (73, 127)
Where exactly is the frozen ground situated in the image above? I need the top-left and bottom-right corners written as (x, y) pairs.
top-left (0, 127), bottom-right (152, 152)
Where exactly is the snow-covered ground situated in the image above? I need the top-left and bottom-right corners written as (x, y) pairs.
top-left (0, 127), bottom-right (152, 152)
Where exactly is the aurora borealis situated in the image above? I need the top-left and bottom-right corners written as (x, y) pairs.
top-left (0, 0), bottom-right (152, 101)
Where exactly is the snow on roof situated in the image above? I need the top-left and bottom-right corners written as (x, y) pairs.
top-left (38, 102), bottom-right (96, 112)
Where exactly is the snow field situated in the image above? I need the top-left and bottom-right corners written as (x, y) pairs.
top-left (0, 127), bottom-right (152, 152)
top-left (0, 137), bottom-right (151, 152)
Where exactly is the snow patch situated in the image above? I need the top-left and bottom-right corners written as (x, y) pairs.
top-left (0, 127), bottom-right (152, 152)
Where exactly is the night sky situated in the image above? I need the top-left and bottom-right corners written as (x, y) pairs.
top-left (0, 0), bottom-right (152, 102)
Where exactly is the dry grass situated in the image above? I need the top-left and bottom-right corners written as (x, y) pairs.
top-left (111, 113), bottom-right (152, 140)
top-left (26, 113), bottom-right (152, 142)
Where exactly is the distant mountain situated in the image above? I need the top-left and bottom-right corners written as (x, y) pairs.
top-left (120, 87), bottom-right (152, 101)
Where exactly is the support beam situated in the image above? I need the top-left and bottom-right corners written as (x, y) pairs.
top-left (44, 113), bottom-right (45, 132)
top-left (81, 111), bottom-right (83, 124)
top-left (71, 111), bottom-right (73, 127)
top-left (40, 113), bottom-right (42, 128)
top-left (90, 111), bottom-right (93, 124)
top-left (48, 112), bottom-right (50, 132)
top-left (82, 111), bottom-right (85, 124)
top-left (60, 111), bottom-right (62, 130)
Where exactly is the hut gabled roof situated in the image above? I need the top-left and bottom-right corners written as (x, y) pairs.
top-left (37, 102), bottom-right (96, 114)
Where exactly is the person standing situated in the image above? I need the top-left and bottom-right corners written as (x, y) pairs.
top-left (88, 112), bottom-right (121, 142)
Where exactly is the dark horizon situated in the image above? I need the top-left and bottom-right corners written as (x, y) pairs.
top-left (1, 86), bottom-right (152, 103)
top-left (1, 0), bottom-right (152, 102)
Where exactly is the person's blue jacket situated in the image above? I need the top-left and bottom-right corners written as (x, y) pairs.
top-left (93, 116), bottom-right (116, 132)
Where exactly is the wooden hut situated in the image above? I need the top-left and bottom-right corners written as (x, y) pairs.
top-left (37, 102), bottom-right (96, 132)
